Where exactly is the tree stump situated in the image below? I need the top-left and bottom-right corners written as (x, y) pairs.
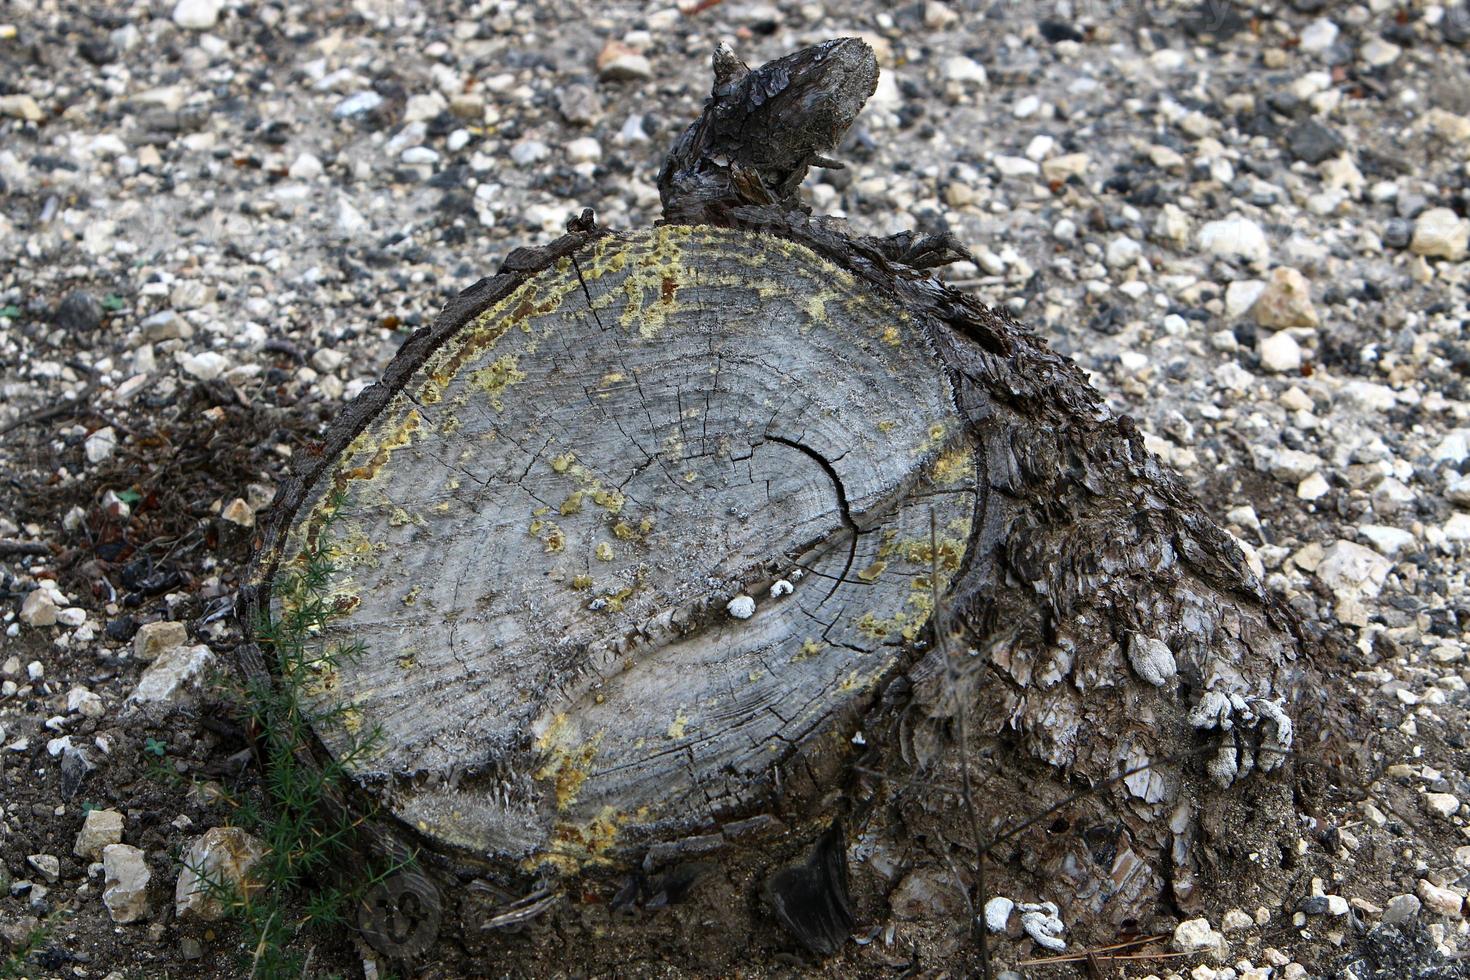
top-left (245, 38), bottom-right (1316, 972)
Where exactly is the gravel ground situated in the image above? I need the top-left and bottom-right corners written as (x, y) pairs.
top-left (2, 1), bottom-right (1468, 977)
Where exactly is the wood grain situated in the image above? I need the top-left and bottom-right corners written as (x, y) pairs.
top-left (268, 226), bottom-right (978, 871)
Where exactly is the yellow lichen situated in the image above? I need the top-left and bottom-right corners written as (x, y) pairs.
top-left (594, 541), bottom-right (614, 562)
top-left (591, 488), bottom-right (625, 513)
top-left (857, 612), bottom-right (890, 640)
top-left (468, 354), bottom-right (526, 410)
top-left (857, 560), bottom-right (888, 583)
top-left (533, 726), bottom-right (606, 811)
top-left (932, 446), bottom-right (973, 485)
top-left (559, 491), bottom-right (584, 516)
top-left (667, 710), bottom-right (690, 739)
top-left (571, 574), bottom-right (593, 590)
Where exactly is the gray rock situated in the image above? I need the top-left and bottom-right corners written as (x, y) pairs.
top-left (510, 140), bottom-right (549, 167)
top-left (1286, 120), bottom-right (1345, 164)
top-left (176, 827), bottom-right (269, 921)
top-left (55, 290), bottom-right (102, 332)
top-left (1443, 4), bottom-right (1470, 44)
top-left (333, 91), bottom-right (383, 118)
top-left (133, 620), bottom-right (187, 662)
top-left (74, 808), bottom-right (125, 860)
top-left (1382, 893), bottom-right (1421, 925)
top-left (102, 844), bottom-right (150, 923)
top-left (1383, 218), bottom-right (1412, 249)
top-left (25, 854), bottom-right (59, 883)
top-left (557, 84), bottom-right (602, 126)
top-left (126, 644), bottom-right (216, 706)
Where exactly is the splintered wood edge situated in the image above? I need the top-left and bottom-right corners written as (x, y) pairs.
top-left (245, 225), bottom-right (980, 875)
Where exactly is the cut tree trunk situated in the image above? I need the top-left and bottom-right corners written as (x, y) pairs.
top-left (243, 38), bottom-right (1317, 974)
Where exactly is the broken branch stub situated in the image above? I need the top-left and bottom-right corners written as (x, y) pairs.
top-left (248, 35), bottom-right (1314, 962)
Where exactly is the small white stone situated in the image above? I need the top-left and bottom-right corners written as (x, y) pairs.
top-left (1259, 331), bottom-right (1302, 374)
top-left (1361, 37), bottom-right (1401, 67)
top-left (1416, 879), bottom-right (1465, 917)
top-left (1410, 207), bottom-right (1469, 260)
top-left (726, 595), bottom-right (756, 620)
top-left (1382, 893), bottom-right (1420, 925)
top-left (983, 895), bottom-right (1014, 933)
top-left (75, 808), bottom-right (125, 859)
top-left (175, 827), bottom-right (269, 921)
top-left (1254, 267), bottom-right (1318, 329)
top-left (85, 426), bottom-right (118, 463)
top-left (510, 140), bottom-right (549, 167)
top-left (1149, 144), bottom-right (1185, 169)
top-left (1424, 792), bottom-right (1461, 819)
top-left (1013, 94), bottom-right (1040, 118)
top-left (1316, 541), bottom-right (1392, 601)
top-left (127, 644), bottom-right (216, 705)
top-left (1359, 525), bottom-right (1414, 558)
top-left (942, 55), bottom-right (988, 85)
top-left (288, 153), bottom-right (323, 180)
top-left (1446, 512), bottom-right (1470, 540)
top-left (1106, 236), bottom-right (1142, 268)
top-left (402, 92), bottom-right (447, 124)
top-left (1299, 18), bottom-right (1339, 53)
top-left (338, 198), bottom-right (367, 236)
top-left (102, 844), bottom-right (151, 923)
top-left (1024, 134), bottom-right (1054, 161)
top-left (1041, 153), bottom-right (1089, 183)
top-left (617, 114), bottom-right (649, 145)
top-left (994, 155), bottom-right (1040, 178)
top-left (1221, 908), bottom-right (1254, 932)
top-left (1118, 351), bottom-right (1149, 374)
top-left (333, 91), bottom-right (382, 118)
top-left (1297, 473), bottom-right (1329, 500)
top-left (172, 0), bottom-right (222, 30)
top-left (1172, 917), bottom-right (1222, 954)
top-left (180, 350), bottom-right (228, 382)
top-left (1199, 216), bottom-right (1269, 265)
top-left (67, 686), bottom-right (106, 718)
top-left (1224, 280), bottom-right (1266, 319)
top-left (220, 498), bottom-right (254, 528)
top-left (400, 145), bottom-right (439, 165)
top-left (20, 589), bottom-right (59, 627)
top-left (565, 137), bottom-right (602, 164)
top-left (28, 853), bottom-right (60, 882)
top-left (134, 621), bottom-right (187, 661)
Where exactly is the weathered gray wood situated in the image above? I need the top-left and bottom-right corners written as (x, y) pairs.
top-left (266, 226), bottom-right (978, 871)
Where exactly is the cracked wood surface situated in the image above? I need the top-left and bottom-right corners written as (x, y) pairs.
top-left (265, 226), bottom-right (978, 870)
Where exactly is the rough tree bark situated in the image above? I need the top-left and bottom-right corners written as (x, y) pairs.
top-left (242, 38), bottom-right (1314, 974)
